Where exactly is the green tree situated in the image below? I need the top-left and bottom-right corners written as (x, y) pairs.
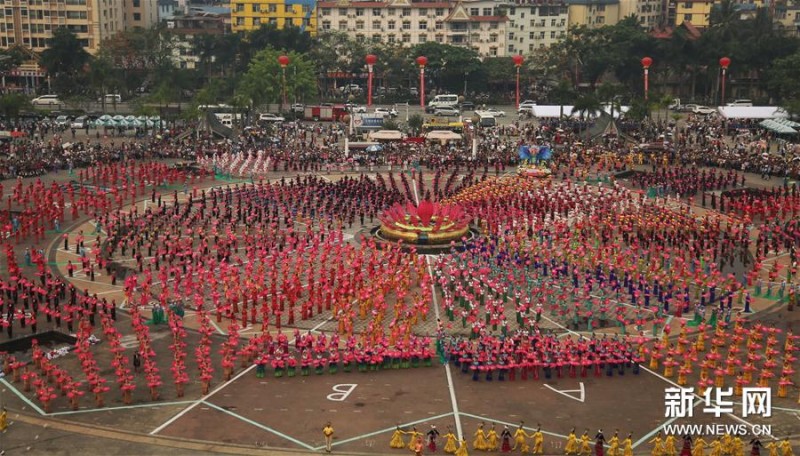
top-left (0, 93), bottom-right (31, 118)
top-left (409, 42), bottom-right (482, 94)
top-left (238, 48), bottom-right (316, 109)
top-left (407, 113), bottom-right (423, 135)
top-left (549, 79), bottom-right (576, 119)
top-left (765, 51), bottom-right (800, 112)
top-left (40, 27), bottom-right (90, 96)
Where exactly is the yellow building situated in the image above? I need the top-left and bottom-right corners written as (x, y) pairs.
top-left (674, 0), bottom-right (713, 27)
top-left (673, 0), bottom-right (766, 28)
top-left (231, 0), bottom-right (317, 33)
top-left (567, 0), bottom-right (621, 29)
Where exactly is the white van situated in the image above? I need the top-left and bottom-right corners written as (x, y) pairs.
top-left (428, 94), bottom-right (460, 110)
top-left (98, 94), bottom-right (122, 104)
top-left (726, 99), bottom-right (753, 107)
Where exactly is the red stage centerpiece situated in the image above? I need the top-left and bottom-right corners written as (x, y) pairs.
top-left (378, 200), bottom-right (470, 245)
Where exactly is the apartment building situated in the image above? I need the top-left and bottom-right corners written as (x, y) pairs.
top-left (619, 0), bottom-right (665, 28)
top-left (317, 0), bottom-right (507, 57)
top-left (165, 10), bottom-right (227, 69)
top-left (566, 0), bottom-right (621, 28)
top-left (505, 1), bottom-right (568, 54)
top-left (0, 0), bottom-right (152, 54)
top-left (126, 0), bottom-right (159, 29)
top-left (230, 0), bottom-right (317, 33)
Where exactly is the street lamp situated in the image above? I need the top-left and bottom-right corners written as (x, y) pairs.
top-left (366, 54), bottom-right (377, 108)
top-left (719, 56), bottom-right (731, 106)
top-left (512, 54), bottom-right (524, 110)
top-left (641, 56), bottom-right (653, 101)
top-left (278, 55), bottom-right (290, 112)
top-left (416, 56), bottom-right (427, 108)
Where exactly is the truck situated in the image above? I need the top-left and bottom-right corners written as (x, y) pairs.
top-left (304, 105), bottom-right (348, 121)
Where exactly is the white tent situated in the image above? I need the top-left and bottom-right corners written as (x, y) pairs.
top-left (425, 130), bottom-right (462, 141)
top-left (601, 105), bottom-right (630, 119)
top-left (530, 105), bottom-right (578, 118)
top-left (368, 130), bottom-right (404, 141)
top-left (717, 106), bottom-right (789, 119)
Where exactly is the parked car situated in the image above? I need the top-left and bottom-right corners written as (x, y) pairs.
top-left (55, 115), bottom-right (71, 127)
top-left (259, 113), bottom-right (285, 122)
top-left (291, 103), bottom-right (305, 113)
top-left (70, 116), bottom-right (88, 129)
top-left (346, 103), bottom-right (367, 113)
top-left (679, 104), bottom-right (699, 113)
top-left (97, 94), bottom-right (122, 104)
top-left (374, 107), bottom-right (398, 118)
top-left (32, 95), bottom-right (63, 107)
top-left (409, 87), bottom-right (419, 97)
top-left (434, 107), bottom-right (461, 117)
top-left (478, 108), bottom-right (506, 117)
top-left (460, 101), bottom-right (475, 111)
top-left (726, 99), bottom-right (753, 107)
top-left (339, 84), bottom-right (361, 94)
top-left (692, 105), bottom-right (717, 115)
top-left (518, 100), bottom-right (536, 113)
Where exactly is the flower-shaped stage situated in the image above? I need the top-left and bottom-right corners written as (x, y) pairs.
top-left (373, 200), bottom-right (478, 251)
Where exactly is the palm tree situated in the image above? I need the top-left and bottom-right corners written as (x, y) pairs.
top-left (550, 79), bottom-right (576, 120)
top-left (571, 93), bottom-right (603, 140)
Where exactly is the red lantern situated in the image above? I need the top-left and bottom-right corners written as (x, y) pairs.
top-left (416, 56), bottom-right (428, 67)
top-left (719, 57), bottom-right (731, 69)
top-left (641, 56), bottom-right (653, 69)
top-left (512, 54), bottom-right (524, 67)
top-left (278, 55), bottom-right (290, 68)
top-left (365, 54), bottom-right (378, 65)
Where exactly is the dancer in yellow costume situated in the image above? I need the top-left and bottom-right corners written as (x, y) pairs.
top-left (608, 430), bottom-right (620, 456)
top-left (623, 433), bottom-right (634, 456)
top-left (512, 423), bottom-right (530, 453)
top-left (721, 434), bottom-right (733, 455)
top-left (580, 429), bottom-right (592, 456)
top-left (709, 438), bottom-right (722, 456)
top-left (650, 432), bottom-right (665, 456)
top-left (406, 427), bottom-right (422, 451)
top-left (779, 438), bottom-right (794, 456)
top-left (565, 428), bottom-right (579, 455)
top-left (732, 436), bottom-right (744, 456)
top-left (664, 434), bottom-right (678, 456)
top-left (455, 438), bottom-right (470, 456)
top-left (532, 425), bottom-right (545, 455)
top-left (487, 423), bottom-right (499, 451)
top-left (443, 426), bottom-right (458, 454)
top-left (390, 425), bottom-right (406, 449)
top-left (693, 436), bottom-right (707, 456)
top-left (766, 441), bottom-right (779, 456)
top-left (473, 422), bottom-right (488, 451)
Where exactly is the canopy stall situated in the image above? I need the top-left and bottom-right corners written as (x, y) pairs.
top-left (530, 105), bottom-right (578, 118)
top-left (759, 119), bottom-right (798, 135)
top-left (368, 130), bottom-right (404, 141)
top-left (425, 130), bottom-right (463, 141)
top-left (717, 106), bottom-right (789, 119)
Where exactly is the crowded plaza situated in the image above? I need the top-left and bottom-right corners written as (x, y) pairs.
top-left (0, 102), bottom-right (797, 456)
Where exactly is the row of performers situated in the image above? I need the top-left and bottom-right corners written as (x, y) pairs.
top-left (441, 336), bottom-right (643, 381)
top-left (254, 345), bottom-right (436, 377)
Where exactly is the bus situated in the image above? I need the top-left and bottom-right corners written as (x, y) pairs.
top-left (422, 119), bottom-right (464, 133)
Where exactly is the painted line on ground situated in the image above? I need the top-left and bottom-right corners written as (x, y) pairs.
top-left (149, 364), bottom-right (255, 435)
top-left (426, 255), bottom-right (464, 441)
top-left (312, 412), bottom-right (455, 451)
top-left (632, 398), bottom-right (702, 448)
top-left (1, 378), bottom-right (47, 415)
top-left (202, 400), bottom-right (315, 450)
top-left (48, 400), bottom-right (196, 416)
